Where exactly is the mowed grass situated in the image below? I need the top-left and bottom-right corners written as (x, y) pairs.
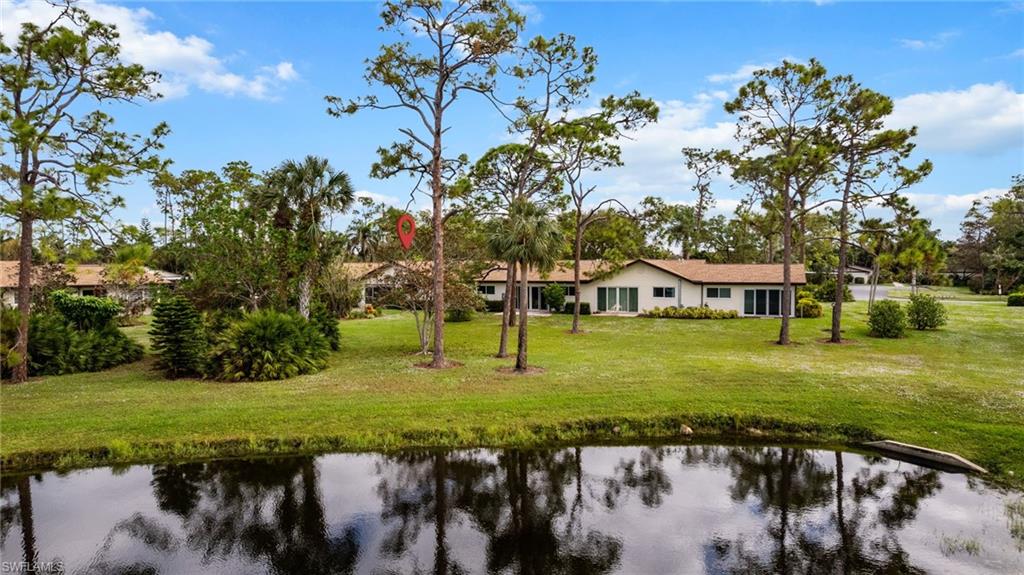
top-left (889, 284), bottom-right (1010, 302)
top-left (2, 301), bottom-right (1022, 481)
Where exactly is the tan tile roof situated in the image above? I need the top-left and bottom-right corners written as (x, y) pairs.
top-left (642, 259), bottom-right (807, 285)
top-left (342, 258), bottom-right (805, 285)
top-left (0, 261), bottom-right (181, 289)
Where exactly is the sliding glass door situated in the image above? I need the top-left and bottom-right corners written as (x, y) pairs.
top-left (743, 289), bottom-right (784, 316)
top-left (597, 287), bottom-right (638, 312)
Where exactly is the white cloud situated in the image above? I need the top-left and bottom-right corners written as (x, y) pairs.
top-left (888, 82), bottom-right (1024, 154)
top-left (355, 190), bottom-right (402, 206)
top-left (0, 0), bottom-right (298, 100)
top-left (1009, 48), bottom-right (1024, 58)
top-left (898, 31), bottom-right (959, 50)
top-left (905, 188), bottom-right (1008, 215)
top-left (706, 62), bottom-right (776, 84)
top-left (582, 97), bottom-right (739, 206)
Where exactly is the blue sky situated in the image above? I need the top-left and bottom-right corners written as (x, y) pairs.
top-left (4, 0), bottom-right (1023, 240)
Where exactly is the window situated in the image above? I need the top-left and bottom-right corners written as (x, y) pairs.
top-left (743, 289), bottom-right (784, 316)
top-left (478, 285), bottom-right (495, 295)
top-left (653, 286), bottom-right (675, 298)
top-left (597, 287), bottom-right (639, 312)
top-left (706, 287), bottom-right (732, 299)
top-left (564, 285), bottom-right (576, 297)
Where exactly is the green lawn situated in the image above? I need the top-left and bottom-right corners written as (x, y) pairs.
top-left (889, 284), bottom-right (1009, 302)
top-left (2, 302), bottom-right (1022, 484)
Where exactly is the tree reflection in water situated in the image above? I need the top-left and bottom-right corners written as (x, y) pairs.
top-left (2, 444), bottom-right (1016, 574)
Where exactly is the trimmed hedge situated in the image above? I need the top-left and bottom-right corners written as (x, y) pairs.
top-left (868, 300), bottom-right (906, 338)
top-left (642, 306), bottom-right (739, 320)
top-left (207, 311), bottom-right (329, 381)
top-left (1008, 293), bottom-right (1024, 307)
top-left (484, 300), bottom-right (504, 313)
top-left (563, 301), bottom-right (591, 315)
top-left (50, 290), bottom-right (122, 330)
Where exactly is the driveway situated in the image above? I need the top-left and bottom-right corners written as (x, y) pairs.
top-left (850, 283), bottom-right (888, 301)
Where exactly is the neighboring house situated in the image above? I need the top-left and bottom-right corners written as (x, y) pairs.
top-left (835, 264), bottom-right (873, 285)
top-left (345, 259), bottom-right (807, 318)
top-left (0, 261), bottom-right (183, 308)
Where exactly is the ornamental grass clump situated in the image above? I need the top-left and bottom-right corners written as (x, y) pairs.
top-left (906, 293), bottom-right (948, 330)
top-left (868, 300), bottom-right (906, 338)
top-left (207, 310), bottom-right (329, 381)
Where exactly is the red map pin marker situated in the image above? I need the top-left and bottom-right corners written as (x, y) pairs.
top-left (396, 213), bottom-right (416, 250)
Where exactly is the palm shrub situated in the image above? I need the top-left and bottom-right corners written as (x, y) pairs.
top-left (310, 301), bottom-right (341, 351)
top-left (15, 313), bottom-right (142, 376)
top-left (207, 310), bottom-right (329, 381)
top-left (1008, 292), bottom-right (1024, 307)
top-left (150, 296), bottom-right (207, 378)
top-left (867, 300), bottom-right (906, 338)
top-left (906, 294), bottom-right (948, 330)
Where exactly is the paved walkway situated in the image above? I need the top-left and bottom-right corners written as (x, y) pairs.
top-left (850, 284), bottom-right (888, 301)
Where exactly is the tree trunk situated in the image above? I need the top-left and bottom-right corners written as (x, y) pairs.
top-left (497, 261), bottom-right (514, 357)
top-left (831, 162), bottom-right (854, 343)
top-left (515, 261), bottom-right (529, 372)
top-left (571, 212), bottom-right (584, 334)
top-left (868, 260), bottom-right (880, 312)
top-left (508, 264), bottom-right (517, 327)
top-left (429, 82), bottom-right (447, 368)
top-left (778, 183), bottom-right (793, 345)
top-left (13, 212), bottom-right (33, 383)
top-left (911, 267), bottom-right (918, 295)
top-left (298, 272), bottom-right (312, 319)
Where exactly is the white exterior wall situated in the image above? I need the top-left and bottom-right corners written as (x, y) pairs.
top-left (579, 263), bottom-right (690, 314)
top-left (475, 262), bottom-right (800, 317)
top-left (700, 284), bottom-right (799, 317)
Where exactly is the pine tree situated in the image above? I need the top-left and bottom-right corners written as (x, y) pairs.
top-left (149, 296), bottom-right (206, 378)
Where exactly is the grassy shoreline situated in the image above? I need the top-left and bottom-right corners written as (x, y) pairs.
top-left (2, 302), bottom-right (1022, 486)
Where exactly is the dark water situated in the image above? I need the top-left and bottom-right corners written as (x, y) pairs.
top-left (1, 445), bottom-right (1021, 574)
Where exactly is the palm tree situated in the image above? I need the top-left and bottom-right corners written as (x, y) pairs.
top-left (262, 156), bottom-right (355, 318)
top-left (489, 200), bottom-right (564, 372)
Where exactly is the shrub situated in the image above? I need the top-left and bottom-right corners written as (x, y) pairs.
top-left (310, 302), bottom-right (341, 351)
top-left (906, 294), bottom-right (948, 330)
top-left (206, 311), bottom-right (329, 381)
top-left (150, 296), bottom-right (207, 378)
top-left (16, 313), bottom-right (142, 376)
top-left (484, 299), bottom-right (504, 313)
top-left (642, 306), bottom-right (739, 320)
top-left (1008, 292), bottom-right (1024, 307)
top-left (813, 279), bottom-right (854, 303)
top-left (364, 304), bottom-right (382, 318)
top-left (868, 300), bottom-right (906, 338)
top-left (542, 284), bottom-right (566, 312)
top-left (563, 301), bottom-right (591, 315)
top-left (796, 297), bottom-right (823, 318)
top-left (50, 290), bottom-right (122, 330)
top-left (796, 288), bottom-right (815, 301)
top-left (445, 308), bottom-right (474, 322)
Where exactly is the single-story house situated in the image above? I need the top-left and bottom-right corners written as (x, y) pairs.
top-left (345, 259), bottom-right (806, 318)
top-left (834, 264), bottom-right (873, 285)
top-left (0, 261), bottom-right (182, 308)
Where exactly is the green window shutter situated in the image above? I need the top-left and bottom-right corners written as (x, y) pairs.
top-left (598, 287), bottom-right (607, 311)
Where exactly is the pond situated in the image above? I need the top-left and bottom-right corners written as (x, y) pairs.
top-left (1, 444), bottom-right (1021, 574)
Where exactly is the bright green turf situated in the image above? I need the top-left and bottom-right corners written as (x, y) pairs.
top-left (889, 284), bottom-right (1010, 302)
top-left (2, 301), bottom-right (1021, 482)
